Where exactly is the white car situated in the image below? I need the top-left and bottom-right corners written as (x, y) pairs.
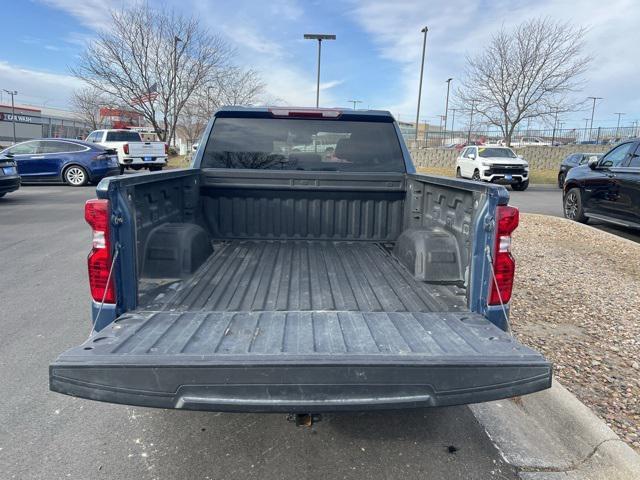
top-left (455, 145), bottom-right (530, 191)
top-left (86, 129), bottom-right (167, 174)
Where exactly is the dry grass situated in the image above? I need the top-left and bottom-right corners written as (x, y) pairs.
top-left (165, 154), bottom-right (191, 169)
top-left (416, 166), bottom-right (558, 185)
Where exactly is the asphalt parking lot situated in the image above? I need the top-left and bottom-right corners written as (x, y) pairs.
top-left (509, 185), bottom-right (640, 243)
top-left (0, 185), bottom-right (517, 479)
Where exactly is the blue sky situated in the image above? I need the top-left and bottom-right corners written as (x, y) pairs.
top-left (1, 0), bottom-right (639, 129)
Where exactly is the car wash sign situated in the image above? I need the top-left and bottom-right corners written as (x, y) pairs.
top-left (0, 112), bottom-right (37, 123)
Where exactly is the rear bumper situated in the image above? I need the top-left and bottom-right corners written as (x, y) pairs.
top-left (50, 361), bottom-right (551, 412)
top-left (121, 157), bottom-right (167, 166)
top-left (0, 175), bottom-right (21, 194)
top-left (89, 167), bottom-right (121, 182)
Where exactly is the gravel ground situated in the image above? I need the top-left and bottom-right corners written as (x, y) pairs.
top-left (510, 213), bottom-right (640, 451)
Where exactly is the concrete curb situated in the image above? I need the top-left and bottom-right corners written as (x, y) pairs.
top-left (471, 382), bottom-right (640, 479)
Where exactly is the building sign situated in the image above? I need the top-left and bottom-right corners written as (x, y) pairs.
top-left (0, 112), bottom-right (37, 124)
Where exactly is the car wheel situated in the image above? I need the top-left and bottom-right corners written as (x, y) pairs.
top-left (564, 188), bottom-right (587, 223)
top-left (558, 172), bottom-right (565, 189)
top-left (149, 165), bottom-right (163, 172)
top-left (119, 165), bottom-right (125, 175)
top-left (472, 169), bottom-right (481, 181)
top-left (64, 166), bottom-right (88, 186)
top-left (511, 180), bottom-right (529, 191)
top-left (456, 167), bottom-right (462, 178)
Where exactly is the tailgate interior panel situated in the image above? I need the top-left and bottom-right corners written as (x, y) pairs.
top-left (50, 310), bottom-right (552, 412)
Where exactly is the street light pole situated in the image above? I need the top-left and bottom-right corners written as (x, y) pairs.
top-left (587, 96), bottom-right (602, 140)
top-left (304, 34), bottom-right (336, 108)
top-left (348, 100), bottom-right (362, 110)
top-left (3, 89), bottom-right (18, 144)
top-left (443, 78), bottom-right (452, 132)
top-left (415, 26), bottom-right (428, 141)
top-left (614, 112), bottom-right (625, 137)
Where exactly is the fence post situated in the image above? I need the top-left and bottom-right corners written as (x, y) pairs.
top-left (596, 127), bottom-right (601, 144)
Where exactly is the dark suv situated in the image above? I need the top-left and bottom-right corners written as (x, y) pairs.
top-left (557, 152), bottom-right (602, 188)
top-left (563, 140), bottom-right (640, 228)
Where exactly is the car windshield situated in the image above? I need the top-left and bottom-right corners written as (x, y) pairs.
top-left (478, 147), bottom-right (517, 158)
top-left (202, 117), bottom-right (406, 172)
top-left (106, 131), bottom-right (142, 142)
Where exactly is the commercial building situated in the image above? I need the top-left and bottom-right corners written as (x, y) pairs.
top-left (0, 103), bottom-right (92, 147)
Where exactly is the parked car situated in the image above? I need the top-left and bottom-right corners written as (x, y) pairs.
top-left (0, 139), bottom-right (120, 186)
top-left (85, 129), bottom-right (167, 174)
top-left (0, 154), bottom-right (21, 197)
top-left (557, 152), bottom-right (602, 188)
top-left (563, 139), bottom-right (640, 228)
top-left (456, 145), bottom-right (530, 190)
top-left (503, 137), bottom-right (551, 147)
top-left (49, 107), bottom-right (551, 415)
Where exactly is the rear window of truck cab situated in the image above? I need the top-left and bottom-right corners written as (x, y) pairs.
top-left (202, 117), bottom-right (406, 172)
top-left (106, 131), bottom-right (142, 142)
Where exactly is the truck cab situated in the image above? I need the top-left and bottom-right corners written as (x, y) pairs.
top-left (50, 107), bottom-right (551, 413)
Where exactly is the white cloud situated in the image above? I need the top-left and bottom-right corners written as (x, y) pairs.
top-left (349, 0), bottom-right (640, 125)
top-left (38, 0), bottom-right (126, 30)
top-left (0, 61), bottom-right (83, 108)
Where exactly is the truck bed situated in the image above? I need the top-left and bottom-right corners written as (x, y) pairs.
top-left (141, 240), bottom-right (467, 313)
top-left (51, 239), bottom-right (551, 412)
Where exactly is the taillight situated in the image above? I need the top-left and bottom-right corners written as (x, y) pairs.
top-left (164, 143), bottom-right (169, 155)
top-left (488, 205), bottom-right (519, 305)
top-left (85, 199), bottom-right (116, 303)
top-left (123, 143), bottom-right (129, 155)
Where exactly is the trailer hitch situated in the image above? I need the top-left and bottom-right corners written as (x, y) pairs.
top-left (287, 413), bottom-right (322, 427)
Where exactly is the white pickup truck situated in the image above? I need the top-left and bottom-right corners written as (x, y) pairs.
top-left (85, 129), bottom-right (167, 174)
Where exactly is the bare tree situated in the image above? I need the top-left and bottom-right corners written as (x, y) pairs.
top-left (72, 4), bottom-right (232, 143)
top-left (456, 18), bottom-right (591, 146)
top-left (71, 87), bottom-right (108, 131)
top-left (177, 67), bottom-right (266, 147)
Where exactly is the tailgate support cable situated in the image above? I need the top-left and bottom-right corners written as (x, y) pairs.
top-left (88, 244), bottom-right (120, 339)
top-left (485, 246), bottom-right (512, 335)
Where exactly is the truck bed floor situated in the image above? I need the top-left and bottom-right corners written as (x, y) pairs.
top-left (143, 240), bottom-right (467, 313)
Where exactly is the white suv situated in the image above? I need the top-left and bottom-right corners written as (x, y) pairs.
top-left (455, 146), bottom-right (529, 191)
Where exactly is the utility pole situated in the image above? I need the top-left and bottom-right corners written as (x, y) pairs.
top-left (438, 114), bottom-right (447, 146)
top-left (450, 108), bottom-right (457, 133)
top-left (2, 89), bottom-right (17, 144)
top-left (172, 36), bottom-right (182, 147)
top-left (443, 78), bottom-right (452, 132)
top-left (348, 100), bottom-right (362, 110)
top-left (551, 109), bottom-right (559, 146)
top-left (467, 100), bottom-right (477, 144)
top-left (415, 26), bottom-right (428, 141)
top-left (587, 96), bottom-right (602, 140)
top-left (304, 34), bottom-right (336, 108)
top-left (614, 112), bottom-right (625, 137)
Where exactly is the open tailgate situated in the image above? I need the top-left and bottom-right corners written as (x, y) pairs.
top-left (50, 311), bottom-right (551, 412)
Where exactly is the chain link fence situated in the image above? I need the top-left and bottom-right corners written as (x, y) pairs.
top-left (405, 126), bottom-right (640, 148)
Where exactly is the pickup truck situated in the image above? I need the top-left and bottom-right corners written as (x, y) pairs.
top-left (85, 129), bottom-right (167, 174)
top-left (50, 107), bottom-right (551, 414)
